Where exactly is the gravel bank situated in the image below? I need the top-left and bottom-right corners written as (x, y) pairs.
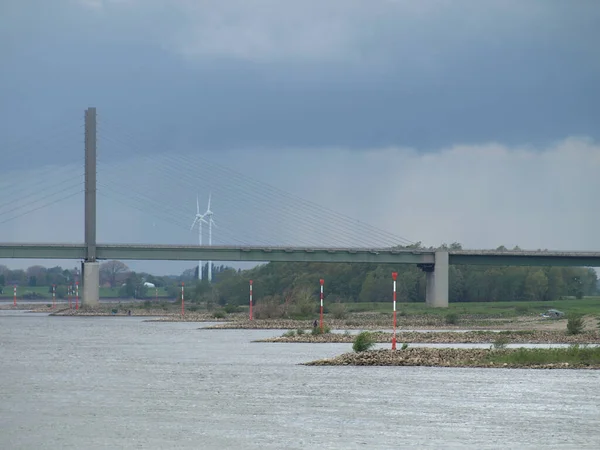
top-left (303, 348), bottom-right (600, 369)
top-left (257, 330), bottom-right (600, 344)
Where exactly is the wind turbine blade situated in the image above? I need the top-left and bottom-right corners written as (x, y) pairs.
top-left (190, 217), bottom-right (197, 230)
top-left (210, 218), bottom-right (217, 228)
top-left (207, 191), bottom-right (212, 211)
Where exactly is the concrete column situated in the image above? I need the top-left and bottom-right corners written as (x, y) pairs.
top-left (425, 251), bottom-right (449, 308)
top-left (82, 261), bottom-right (100, 307)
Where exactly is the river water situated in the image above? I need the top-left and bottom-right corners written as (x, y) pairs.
top-left (1, 312), bottom-right (599, 449)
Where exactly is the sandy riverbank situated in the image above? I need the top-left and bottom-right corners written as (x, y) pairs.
top-left (303, 348), bottom-right (600, 369)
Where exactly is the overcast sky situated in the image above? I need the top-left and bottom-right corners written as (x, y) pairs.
top-left (1, 0), bottom-right (599, 275)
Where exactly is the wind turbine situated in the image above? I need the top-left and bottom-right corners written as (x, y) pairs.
top-left (190, 194), bottom-right (208, 280)
top-left (202, 191), bottom-right (217, 282)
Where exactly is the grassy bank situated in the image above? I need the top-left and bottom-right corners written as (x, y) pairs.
top-left (304, 346), bottom-right (600, 369)
top-left (345, 297), bottom-right (600, 317)
top-left (0, 285), bottom-right (170, 299)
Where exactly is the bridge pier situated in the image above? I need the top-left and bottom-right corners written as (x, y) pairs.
top-left (82, 262), bottom-right (100, 306)
top-left (419, 251), bottom-right (449, 308)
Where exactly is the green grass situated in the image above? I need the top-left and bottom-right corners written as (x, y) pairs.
top-left (484, 345), bottom-right (600, 366)
top-left (343, 297), bottom-right (600, 317)
top-left (98, 287), bottom-right (170, 298)
top-left (0, 285), bottom-right (170, 299)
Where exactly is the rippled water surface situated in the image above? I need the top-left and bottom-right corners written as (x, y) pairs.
top-left (1, 311), bottom-right (599, 449)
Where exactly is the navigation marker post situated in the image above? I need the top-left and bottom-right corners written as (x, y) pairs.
top-left (392, 272), bottom-right (398, 350)
top-left (13, 285), bottom-right (16, 307)
top-left (181, 282), bottom-right (185, 316)
top-left (319, 279), bottom-right (324, 332)
top-left (52, 284), bottom-right (56, 309)
top-left (75, 282), bottom-right (79, 310)
top-left (249, 280), bottom-right (253, 321)
top-left (68, 285), bottom-right (72, 309)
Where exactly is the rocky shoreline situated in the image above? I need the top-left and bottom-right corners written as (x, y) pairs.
top-left (198, 315), bottom-right (529, 330)
top-left (303, 348), bottom-right (600, 369)
top-left (256, 330), bottom-right (600, 344)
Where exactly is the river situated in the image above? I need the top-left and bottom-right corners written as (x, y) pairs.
top-left (1, 311), bottom-right (599, 449)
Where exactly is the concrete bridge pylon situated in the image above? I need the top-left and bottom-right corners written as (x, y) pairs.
top-left (82, 107), bottom-right (99, 307)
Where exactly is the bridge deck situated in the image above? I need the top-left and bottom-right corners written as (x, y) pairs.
top-left (0, 243), bottom-right (599, 266)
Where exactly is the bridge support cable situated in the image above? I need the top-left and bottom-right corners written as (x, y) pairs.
top-left (96, 136), bottom-right (372, 247)
top-left (97, 180), bottom-right (292, 247)
top-left (0, 175), bottom-right (84, 215)
top-left (0, 189), bottom-right (84, 226)
top-left (0, 158), bottom-right (84, 198)
top-left (97, 159), bottom-right (347, 248)
top-left (97, 124), bottom-right (414, 248)
top-left (97, 187), bottom-right (265, 247)
top-left (97, 118), bottom-right (414, 246)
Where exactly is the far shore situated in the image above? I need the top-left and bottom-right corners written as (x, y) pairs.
top-left (3, 303), bottom-right (597, 337)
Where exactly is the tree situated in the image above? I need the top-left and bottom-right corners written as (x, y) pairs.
top-left (100, 260), bottom-right (129, 288)
top-left (27, 265), bottom-right (47, 286)
top-left (118, 273), bottom-right (148, 299)
top-left (524, 270), bottom-right (548, 301)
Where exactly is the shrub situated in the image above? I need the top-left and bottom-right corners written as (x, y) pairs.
top-left (398, 310), bottom-right (408, 317)
top-left (253, 295), bottom-right (285, 319)
top-left (311, 324), bottom-right (331, 335)
top-left (401, 343), bottom-right (409, 350)
top-left (188, 305), bottom-right (199, 312)
top-left (493, 336), bottom-right (510, 349)
top-left (329, 303), bottom-right (347, 319)
top-left (515, 305), bottom-right (529, 314)
top-left (445, 313), bottom-right (459, 325)
top-left (296, 329), bottom-right (305, 335)
top-left (213, 310), bottom-right (226, 319)
top-left (224, 304), bottom-right (241, 314)
top-left (289, 289), bottom-right (317, 319)
top-left (283, 330), bottom-right (296, 337)
top-left (352, 331), bottom-right (375, 352)
top-left (566, 314), bottom-right (585, 335)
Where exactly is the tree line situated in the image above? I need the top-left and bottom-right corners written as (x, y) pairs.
top-left (0, 242), bottom-right (597, 303)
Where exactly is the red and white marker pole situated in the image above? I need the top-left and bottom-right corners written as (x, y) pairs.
top-left (52, 284), bottom-right (56, 309)
top-left (392, 272), bottom-right (398, 350)
top-left (75, 281), bottom-right (79, 310)
top-left (249, 280), bottom-right (253, 321)
top-left (13, 285), bottom-right (16, 307)
top-left (319, 278), bottom-right (324, 332)
top-left (181, 282), bottom-right (185, 316)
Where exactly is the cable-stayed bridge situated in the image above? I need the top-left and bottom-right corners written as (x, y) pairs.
top-left (1, 108), bottom-right (599, 308)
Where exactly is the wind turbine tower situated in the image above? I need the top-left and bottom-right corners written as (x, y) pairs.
top-left (202, 192), bottom-right (217, 282)
top-left (190, 195), bottom-right (208, 280)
